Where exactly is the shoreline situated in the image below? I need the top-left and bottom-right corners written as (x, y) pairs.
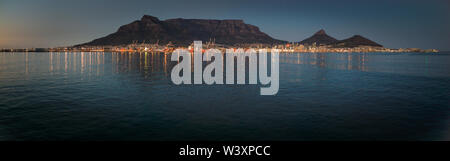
top-left (0, 47), bottom-right (440, 53)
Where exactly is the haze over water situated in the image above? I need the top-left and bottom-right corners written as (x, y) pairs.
top-left (0, 52), bottom-right (449, 140)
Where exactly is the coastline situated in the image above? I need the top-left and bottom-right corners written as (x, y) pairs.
top-left (0, 45), bottom-right (440, 53)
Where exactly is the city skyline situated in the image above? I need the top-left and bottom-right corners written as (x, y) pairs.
top-left (0, 0), bottom-right (449, 50)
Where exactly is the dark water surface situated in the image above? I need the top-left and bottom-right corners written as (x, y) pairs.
top-left (0, 52), bottom-right (449, 140)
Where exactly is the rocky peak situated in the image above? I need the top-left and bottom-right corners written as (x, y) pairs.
top-left (140, 15), bottom-right (160, 23)
top-left (314, 29), bottom-right (327, 35)
top-left (299, 29), bottom-right (338, 45)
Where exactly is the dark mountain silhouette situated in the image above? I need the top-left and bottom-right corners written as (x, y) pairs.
top-left (334, 35), bottom-right (383, 47)
top-left (299, 29), bottom-right (338, 45)
top-left (299, 29), bottom-right (383, 47)
top-left (77, 15), bottom-right (286, 47)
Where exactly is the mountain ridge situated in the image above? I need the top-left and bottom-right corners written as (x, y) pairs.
top-left (298, 29), bottom-right (383, 48)
top-left (77, 15), bottom-right (383, 48)
top-left (334, 35), bottom-right (383, 47)
top-left (77, 15), bottom-right (287, 47)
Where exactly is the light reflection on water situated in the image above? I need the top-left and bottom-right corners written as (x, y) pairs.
top-left (1, 52), bottom-right (447, 78)
top-left (0, 52), bottom-right (449, 140)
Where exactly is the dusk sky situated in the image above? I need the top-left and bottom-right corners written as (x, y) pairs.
top-left (1, 0), bottom-right (449, 50)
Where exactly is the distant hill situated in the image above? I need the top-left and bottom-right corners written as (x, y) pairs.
top-left (299, 29), bottom-right (383, 48)
top-left (334, 35), bottom-right (383, 48)
top-left (299, 29), bottom-right (338, 45)
top-left (77, 15), bottom-right (286, 47)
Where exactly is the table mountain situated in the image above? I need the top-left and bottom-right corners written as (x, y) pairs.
top-left (77, 15), bottom-right (286, 47)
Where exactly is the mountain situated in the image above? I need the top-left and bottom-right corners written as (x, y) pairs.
top-left (299, 29), bottom-right (338, 45)
top-left (299, 30), bottom-right (383, 47)
top-left (77, 15), bottom-right (286, 47)
top-left (334, 35), bottom-right (383, 47)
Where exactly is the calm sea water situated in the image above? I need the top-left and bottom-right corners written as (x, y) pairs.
top-left (0, 52), bottom-right (449, 140)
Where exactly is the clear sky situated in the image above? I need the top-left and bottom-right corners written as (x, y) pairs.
top-left (0, 0), bottom-right (449, 50)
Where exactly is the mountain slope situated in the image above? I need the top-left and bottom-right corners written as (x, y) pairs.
top-left (77, 15), bottom-right (286, 47)
top-left (299, 29), bottom-right (338, 45)
top-left (334, 35), bottom-right (383, 47)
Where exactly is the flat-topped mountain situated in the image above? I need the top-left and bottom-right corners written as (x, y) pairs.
top-left (299, 29), bottom-right (338, 45)
top-left (77, 15), bottom-right (286, 47)
top-left (334, 35), bottom-right (383, 47)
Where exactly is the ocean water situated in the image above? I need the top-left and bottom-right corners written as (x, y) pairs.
top-left (0, 52), bottom-right (449, 140)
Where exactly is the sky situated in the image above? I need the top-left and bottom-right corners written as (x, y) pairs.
top-left (0, 0), bottom-right (449, 50)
